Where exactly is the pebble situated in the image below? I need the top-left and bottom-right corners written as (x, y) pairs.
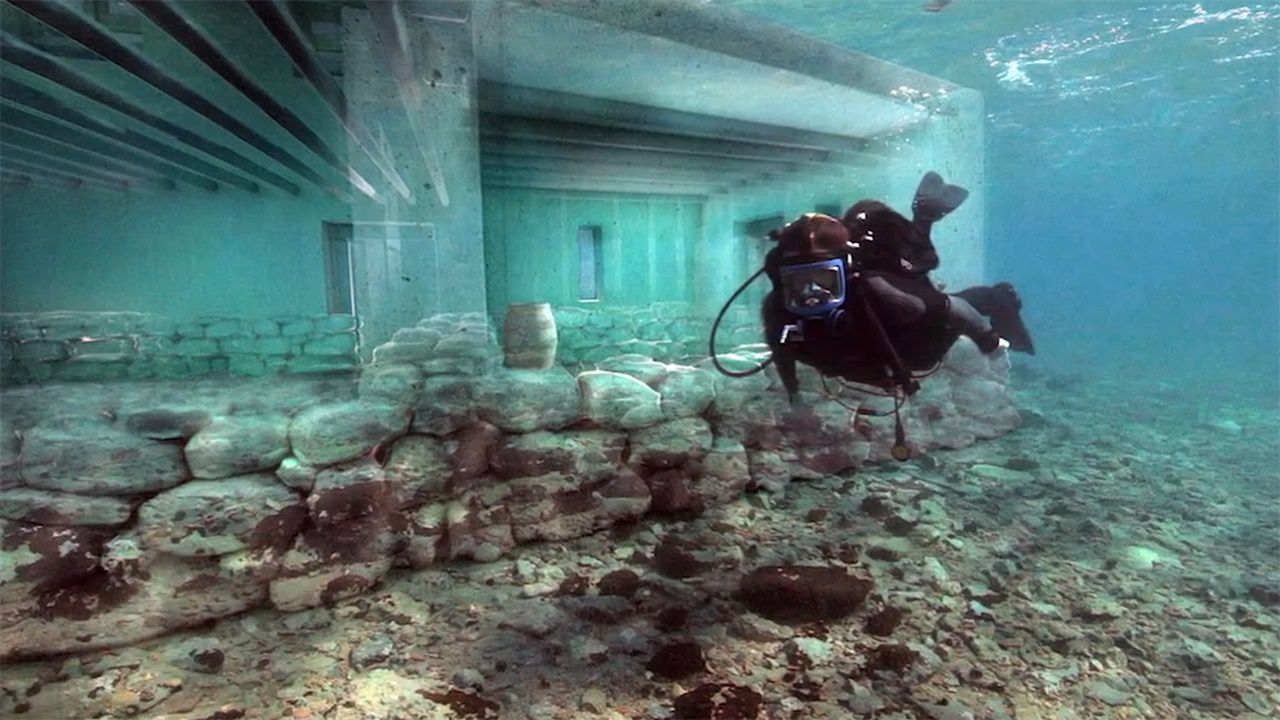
top-left (1170, 685), bottom-right (1213, 704)
top-left (1075, 596), bottom-right (1124, 621)
top-left (1209, 418), bottom-right (1244, 433)
top-left (165, 637), bottom-right (226, 674)
top-left (844, 680), bottom-right (887, 715)
top-left (1120, 544), bottom-right (1179, 571)
top-left (514, 558), bottom-right (538, 582)
top-left (922, 556), bottom-right (949, 585)
top-left (730, 614), bottom-right (795, 642)
top-left (920, 701), bottom-right (976, 720)
top-left (452, 667), bottom-right (485, 688)
top-left (785, 637), bottom-right (833, 664)
top-left (580, 687), bottom-right (609, 713)
top-left (569, 635), bottom-right (609, 663)
top-left (1085, 678), bottom-right (1132, 706)
top-left (607, 627), bottom-right (651, 655)
top-left (1241, 691), bottom-right (1272, 714)
top-left (969, 464), bottom-right (1033, 482)
top-left (350, 634), bottom-right (395, 669)
top-left (500, 600), bottom-right (563, 637)
top-left (519, 581), bottom-right (560, 597)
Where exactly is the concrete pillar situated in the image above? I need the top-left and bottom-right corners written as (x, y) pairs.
top-left (342, 3), bottom-right (486, 352)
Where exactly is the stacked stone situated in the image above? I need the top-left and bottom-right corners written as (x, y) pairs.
top-left (699, 338), bottom-right (1020, 489)
top-left (0, 312), bottom-right (360, 384)
top-left (549, 302), bottom-right (756, 367)
top-left (0, 313), bottom-right (1019, 659)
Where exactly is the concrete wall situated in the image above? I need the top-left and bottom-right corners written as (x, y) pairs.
top-left (482, 189), bottom-right (702, 313)
top-left (0, 186), bottom-right (344, 317)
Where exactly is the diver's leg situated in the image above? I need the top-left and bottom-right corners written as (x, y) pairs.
top-left (947, 295), bottom-right (1002, 353)
top-left (864, 276), bottom-right (927, 325)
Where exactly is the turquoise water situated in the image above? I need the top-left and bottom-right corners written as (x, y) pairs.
top-left (0, 3), bottom-right (1277, 718)
top-left (724, 0), bottom-right (1280, 398)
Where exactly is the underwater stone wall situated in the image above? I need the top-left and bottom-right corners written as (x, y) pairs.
top-left (546, 302), bottom-right (760, 366)
top-left (0, 312), bottom-right (1018, 659)
top-left (0, 312), bottom-right (360, 385)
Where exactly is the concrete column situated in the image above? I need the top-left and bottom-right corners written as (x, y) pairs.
top-left (343, 3), bottom-right (486, 352)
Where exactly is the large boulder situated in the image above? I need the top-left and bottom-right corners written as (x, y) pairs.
top-left (288, 401), bottom-right (410, 467)
top-left (472, 367), bottom-right (580, 432)
top-left (184, 415), bottom-right (290, 479)
top-left (738, 565), bottom-right (874, 624)
top-left (124, 408), bottom-right (212, 440)
top-left (268, 521), bottom-right (401, 611)
top-left (383, 435), bottom-right (452, 505)
top-left (629, 418), bottom-right (714, 469)
top-left (137, 474), bottom-right (305, 557)
top-left (504, 471), bottom-right (651, 543)
top-left (308, 460), bottom-right (401, 525)
top-left (0, 521), bottom-right (108, 605)
top-left (447, 422), bottom-right (501, 493)
top-left (595, 354), bottom-right (670, 387)
top-left (657, 365), bottom-right (716, 419)
top-left (399, 503), bottom-right (447, 568)
top-left (699, 438), bottom-right (752, 507)
top-left (578, 370), bottom-right (663, 429)
top-left (411, 375), bottom-right (477, 436)
top-left (645, 437), bottom-right (750, 514)
top-left (440, 494), bottom-right (514, 562)
top-left (1, 538), bottom-right (269, 660)
top-left (357, 363), bottom-right (424, 405)
top-left (697, 351), bottom-right (771, 416)
top-left (489, 430), bottom-right (626, 481)
top-left (0, 489), bottom-right (134, 527)
top-left (21, 416), bottom-right (187, 495)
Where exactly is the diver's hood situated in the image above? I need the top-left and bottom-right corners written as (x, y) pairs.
top-left (779, 258), bottom-right (846, 317)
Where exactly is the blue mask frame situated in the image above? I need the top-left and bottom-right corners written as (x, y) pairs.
top-left (779, 258), bottom-right (847, 317)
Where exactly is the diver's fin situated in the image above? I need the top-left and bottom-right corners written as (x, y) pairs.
top-left (955, 282), bottom-right (1035, 355)
top-left (911, 171), bottom-right (970, 236)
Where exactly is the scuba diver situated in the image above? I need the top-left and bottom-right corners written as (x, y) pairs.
top-left (757, 171), bottom-right (1035, 407)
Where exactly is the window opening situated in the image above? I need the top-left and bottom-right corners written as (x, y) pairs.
top-left (578, 225), bottom-right (602, 301)
top-left (323, 222), bottom-right (356, 315)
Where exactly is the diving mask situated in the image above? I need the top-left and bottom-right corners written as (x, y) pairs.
top-left (779, 258), bottom-right (847, 317)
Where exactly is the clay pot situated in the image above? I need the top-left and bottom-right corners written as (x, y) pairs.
top-left (502, 302), bottom-right (558, 370)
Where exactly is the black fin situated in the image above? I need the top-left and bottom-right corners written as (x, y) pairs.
top-left (911, 171), bottom-right (970, 237)
top-left (954, 282), bottom-right (1035, 355)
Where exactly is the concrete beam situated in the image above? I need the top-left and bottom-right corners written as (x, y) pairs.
top-left (0, 102), bottom-right (220, 191)
top-left (0, 126), bottom-right (176, 190)
top-left (519, 0), bottom-right (959, 98)
top-left (0, 156), bottom-right (127, 192)
top-left (127, 0), bottom-right (377, 199)
top-left (481, 168), bottom-right (721, 196)
top-left (0, 75), bottom-right (259, 192)
top-left (6, 0), bottom-right (338, 195)
top-left (480, 153), bottom-right (766, 187)
top-left (0, 34), bottom-right (301, 194)
top-left (0, 140), bottom-right (165, 189)
top-left (479, 113), bottom-right (844, 164)
top-left (242, 0), bottom-right (411, 200)
top-left (480, 81), bottom-right (875, 155)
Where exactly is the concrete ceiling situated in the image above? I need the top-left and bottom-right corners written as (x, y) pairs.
top-left (0, 0), bottom-right (960, 199)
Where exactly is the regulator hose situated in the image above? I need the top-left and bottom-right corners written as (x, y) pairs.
top-left (708, 267), bottom-right (771, 378)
